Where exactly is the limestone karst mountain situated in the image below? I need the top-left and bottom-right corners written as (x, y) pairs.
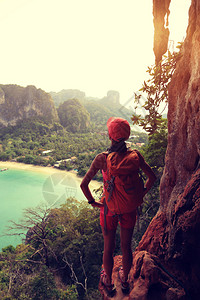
top-left (50, 89), bottom-right (133, 125)
top-left (100, 0), bottom-right (200, 299)
top-left (50, 89), bottom-right (86, 107)
top-left (57, 98), bottom-right (90, 133)
top-left (0, 84), bottom-right (59, 127)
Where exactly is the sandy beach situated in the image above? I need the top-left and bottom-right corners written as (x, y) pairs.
top-left (0, 161), bottom-right (102, 191)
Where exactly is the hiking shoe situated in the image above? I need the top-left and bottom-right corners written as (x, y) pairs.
top-left (100, 268), bottom-right (116, 297)
top-left (118, 266), bottom-right (130, 294)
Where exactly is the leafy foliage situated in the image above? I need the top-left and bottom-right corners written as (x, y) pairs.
top-left (132, 44), bottom-right (182, 134)
top-left (0, 199), bottom-right (110, 299)
top-left (140, 120), bottom-right (168, 176)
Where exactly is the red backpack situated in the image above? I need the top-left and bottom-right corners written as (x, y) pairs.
top-left (103, 150), bottom-right (144, 215)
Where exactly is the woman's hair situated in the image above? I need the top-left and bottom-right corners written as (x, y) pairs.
top-left (108, 139), bottom-right (127, 153)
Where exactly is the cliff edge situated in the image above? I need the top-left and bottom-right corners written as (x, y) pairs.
top-left (100, 0), bottom-right (200, 299)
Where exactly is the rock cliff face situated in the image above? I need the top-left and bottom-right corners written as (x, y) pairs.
top-left (50, 89), bottom-right (86, 107)
top-left (100, 0), bottom-right (200, 299)
top-left (0, 84), bottom-right (59, 127)
top-left (100, 91), bottom-right (120, 106)
top-left (153, 0), bottom-right (170, 64)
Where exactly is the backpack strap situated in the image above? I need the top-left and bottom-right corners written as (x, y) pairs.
top-left (104, 200), bottom-right (108, 234)
top-left (106, 175), bottom-right (115, 202)
top-left (102, 152), bottom-right (115, 234)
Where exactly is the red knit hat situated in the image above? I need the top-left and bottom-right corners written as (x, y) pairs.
top-left (107, 117), bottom-right (130, 141)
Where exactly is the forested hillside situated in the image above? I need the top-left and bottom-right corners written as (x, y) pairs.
top-left (57, 99), bottom-right (90, 133)
top-left (50, 89), bottom-right (133, 127)
top-left (0, 118), bottom-right (148, 181)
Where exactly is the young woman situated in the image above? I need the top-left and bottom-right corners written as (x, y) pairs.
top-left (80, 117), bottom-right (156, 295)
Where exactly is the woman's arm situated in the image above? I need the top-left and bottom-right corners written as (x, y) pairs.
top-left (141, 161), bottom-right (157, 195)
top-left (136, 150), bottom-right (157, 195)
top-left (80, 153), bottom-right (105, 208)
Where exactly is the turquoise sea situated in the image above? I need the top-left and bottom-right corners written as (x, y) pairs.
top-left (0, 164), bottom-right (97, 250)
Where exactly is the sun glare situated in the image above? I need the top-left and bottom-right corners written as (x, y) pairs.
top-left (0, 0), bottom-right (192, 102)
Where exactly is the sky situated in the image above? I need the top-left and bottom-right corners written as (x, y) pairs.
top-left (0, 0), bottom-right (191, 104)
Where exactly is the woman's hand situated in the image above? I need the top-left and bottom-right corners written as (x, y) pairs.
top-left (91, 201), bottom-right (104, 208)
top-left (142, 187), bottom-right (148, 197)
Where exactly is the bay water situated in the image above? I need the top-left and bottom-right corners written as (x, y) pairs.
top-left (0, 164), bottom-right (97, 250)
